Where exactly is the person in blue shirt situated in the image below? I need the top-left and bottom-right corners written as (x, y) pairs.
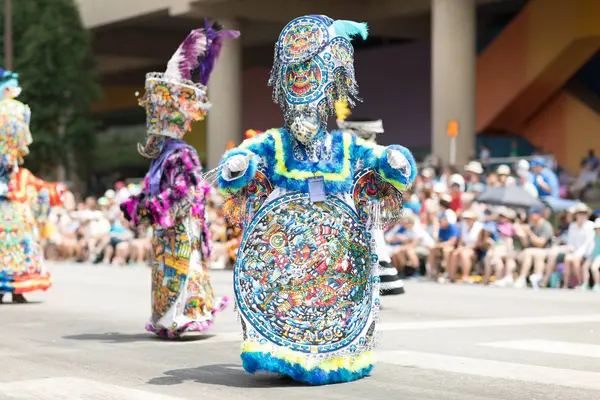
top-left (427, 209), bottom-right (459, 279)
top-left (101, 216), bottom-right (134, 265)
top-left (530, 157), bottom-right (559, 197)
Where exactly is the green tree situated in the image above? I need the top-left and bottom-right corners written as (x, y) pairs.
top-left (0, 0), bottom-right (100, 186)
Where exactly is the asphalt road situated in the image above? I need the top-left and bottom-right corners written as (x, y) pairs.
top-left (1, 262), bottom-right (600, 400)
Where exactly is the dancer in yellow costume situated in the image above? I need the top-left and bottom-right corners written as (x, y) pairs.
top-left (0, 69), bottom-right (65, 303)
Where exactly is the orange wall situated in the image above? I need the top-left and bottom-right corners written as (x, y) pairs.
top-left (523, 91), bottom-right (600, 173)
top-left (477, 0), bottom-right (600, 133)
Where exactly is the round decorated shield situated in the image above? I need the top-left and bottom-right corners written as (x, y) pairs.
top-left (234, 193), bottom-right (375, 355)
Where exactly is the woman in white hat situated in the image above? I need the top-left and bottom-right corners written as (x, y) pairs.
top-left (556, 203), bottom-right (594, 289)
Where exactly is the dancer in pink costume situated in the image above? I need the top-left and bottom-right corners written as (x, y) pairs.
top-left (121, 21), bottom-right (239, 338)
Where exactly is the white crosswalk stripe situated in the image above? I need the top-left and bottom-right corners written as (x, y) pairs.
top-left (379, 313), bottom-right (600, 331)
top-left (480, 339), bottom-right (600, 359)
top-left (0, 377), bottom-right (190, 400)
top-left (379, 350), bottom-right (600, 391)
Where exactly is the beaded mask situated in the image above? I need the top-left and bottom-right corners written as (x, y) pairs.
top-left (269, 15), bottom-right (368, 141)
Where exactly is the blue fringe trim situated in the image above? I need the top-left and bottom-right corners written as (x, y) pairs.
top-left (241, 351), bottom-right (374, 385)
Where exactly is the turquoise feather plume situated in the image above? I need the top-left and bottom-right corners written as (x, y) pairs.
top-left (332, 20), bottom-right (369, 40)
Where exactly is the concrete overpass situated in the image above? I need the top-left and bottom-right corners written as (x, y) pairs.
top-left (77, 0), bottom-right (510, 169)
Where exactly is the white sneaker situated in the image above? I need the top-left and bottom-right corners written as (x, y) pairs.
top-left (494, 276), bottom-right (510, 287)
top-left (513, 277), bottom-right (527, 289)
top-left (529, 274), bottom-right (543, 290)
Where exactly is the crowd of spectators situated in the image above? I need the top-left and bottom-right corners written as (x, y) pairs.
top-left (41, 182), bottom-right (150, 266)
top-left (381, 156), bottom-right (600, 291)
top-left (41, 147), bottom-right (600, 293)
top-left (40, 182), bottom-right (238, 270)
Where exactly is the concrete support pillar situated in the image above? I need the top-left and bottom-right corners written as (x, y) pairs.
top-left (206, 19), bottom-right (242, 170)
top-left (431, 0), bottom-right (476, 166)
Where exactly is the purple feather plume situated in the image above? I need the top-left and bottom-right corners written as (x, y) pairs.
top-left (164, 20), bottom-right (239, 85)
top-left (165, 29), bottom-right (208, 81)
top-left (196, 19), bottom-right (240, 85)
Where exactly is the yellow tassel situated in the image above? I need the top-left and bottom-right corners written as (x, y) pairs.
top-left (335, 99), bottom-right (351, 122)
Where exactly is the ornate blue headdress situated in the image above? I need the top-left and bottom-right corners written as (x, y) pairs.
top-left (0, 69), bottom-right (20, 94)
top-left (269, 15), bottom-right (369, 125)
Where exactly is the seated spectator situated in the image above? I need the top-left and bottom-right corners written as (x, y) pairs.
top-left (418, 185), bottom-right (438, 222)
top-left (439, 193), bottom-right (452, 214)
top-left (423, 209), bottom-right (440, 240)
top-left (56, 211), bottom-right (82, 260)
top-left (427, 209), bottom-right (459, 280)
top-left (420, 167), bottom-right (436, 186)
top-left (486, 172), bottom-right (500, 187)
top-left (464, 161), bottom-right (483, 191)
top-left (447, 210), bottom-right (483, 282)
top-left (571, 150), bottom-right (599, 199)
top-left (436, 165), bottom-right (455, 189)
top-left (403, 189), bottom-right (421, 215)
top-left (561, 204), bottom-right (594, 289)
top-left (84, 210), bottom-right (112, 262)
top-left (129, 225), bottom-right (152, 266)
top-left (99, 216), bottom-right (134, 265)
top-left (496, 165), bottom-right (516, 186)
top-left (581, 218), bottom-right (600, 291)
top-left (450, 170), bottom-right (466, 193)
top-left (530, 157), bottom-right (559, 198)
top-left (449, 182), bottom-right (463, 214)
top-left (476, 221), bottom-right (499, 275)
top-left (388, 210), bottom-right (435, 276)
top-left (542, 204), bottom-right (593, 288)
top-left (488, 208), bottom-right (519, 286)
top-left (514, 207), bottom-right (555, 289)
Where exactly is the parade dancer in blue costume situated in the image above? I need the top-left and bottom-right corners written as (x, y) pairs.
top-left (217, 15), bottom-right (416, 385)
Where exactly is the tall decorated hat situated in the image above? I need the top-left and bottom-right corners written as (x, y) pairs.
top-left (269, 15), bottom-right (369, 126)
top-left (0, 69), bottom-right (32, 165)
top-left (137, 20), bottom-right (239, 157)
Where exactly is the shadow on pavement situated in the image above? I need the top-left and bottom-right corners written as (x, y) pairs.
top-left (63, 332), bottom-right (217, 344)
top-left (148, 363), bottom-right (308, 388)
top-left (0, 301), bottom-right (43, 306)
